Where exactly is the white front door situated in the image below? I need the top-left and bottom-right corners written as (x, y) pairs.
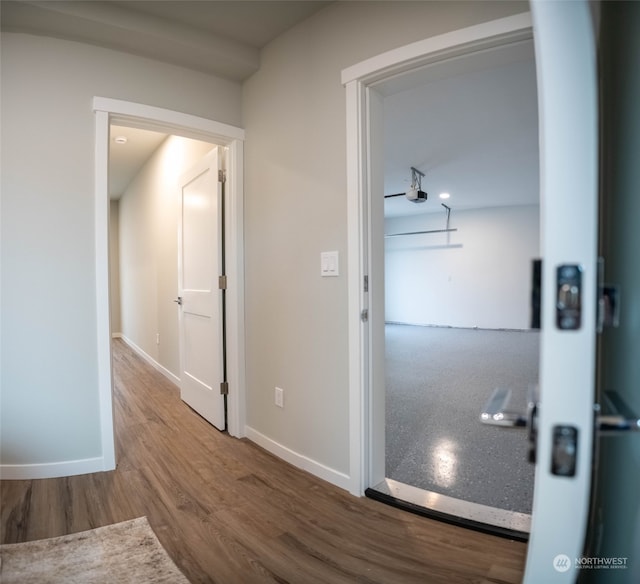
top-left (178, 147), bottom-right (225, 430)
top-left (523, 1), bottom-right (598, 581)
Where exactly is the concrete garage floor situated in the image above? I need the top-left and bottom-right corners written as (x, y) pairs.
top-left (384, 323), bottom-right (539, 515)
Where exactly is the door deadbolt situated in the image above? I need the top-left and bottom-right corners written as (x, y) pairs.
top-left (551, 425), bottom-right (578, 477)
top-left (556, 264), bottom-right (582, 330)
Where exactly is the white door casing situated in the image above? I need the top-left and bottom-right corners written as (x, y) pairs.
top-left (93, 97), bottom-right (246, 475)
top-left (178, 148), bottom-right (225, 430)
top-left (344, 3), bottom-right (598, 581)
top-left (343, 10), bottom-right (534, 496)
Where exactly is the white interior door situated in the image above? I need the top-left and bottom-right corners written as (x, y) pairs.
top-left (523, 1), bottom-right (598, 581)
top-left (178, 147), bottom-right (225, 430)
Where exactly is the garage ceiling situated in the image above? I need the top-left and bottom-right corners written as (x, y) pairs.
top-left (383, 39), bottom-right (539, 217)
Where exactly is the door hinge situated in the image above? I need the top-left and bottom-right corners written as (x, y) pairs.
top-left (218, 275), bottom-right (227, 290)
top-left (364, 275), bottom-right (369, 293)
top-left (220, 381), bottom-right (229, 395)
top-left (218, 169), bottom-right (226, 183)
top-left (361, 308), bottom-right (368, 322)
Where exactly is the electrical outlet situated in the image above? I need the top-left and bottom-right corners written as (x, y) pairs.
top-left (275, 387), bottom-right (284, 408)
top-left (156, 333), bottom-right (160, 345)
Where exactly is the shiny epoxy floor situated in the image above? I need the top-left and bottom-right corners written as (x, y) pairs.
top-left (385, 324), bottom-right (539, 514)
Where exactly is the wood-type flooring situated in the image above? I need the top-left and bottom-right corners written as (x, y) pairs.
top-left (1, 339), bottom-right (526, 583)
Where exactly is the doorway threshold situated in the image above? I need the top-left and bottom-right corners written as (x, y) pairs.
top-left (367, 478), bottom-right (530, 542)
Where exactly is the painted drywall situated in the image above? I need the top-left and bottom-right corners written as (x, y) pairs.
top-left (385, 205), bottom-right (540, 330)
top-left (118, 135), bottom-right (214, 376)
top-left (242, 1), bottom-right (528, 477)
top-left (109, 200), bottom-right (122, 335)
top-left (0, 32), bottom-right (241, 468)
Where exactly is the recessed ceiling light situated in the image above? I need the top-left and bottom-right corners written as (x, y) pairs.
top-left (114, 136), bottom-right (128, 144)
top-left (439, 192), bottom-right (450, 199)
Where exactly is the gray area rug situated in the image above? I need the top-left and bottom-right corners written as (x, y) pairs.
top-left (0, 517), bottom-right (190, 584)
top-left (385, 324), bottom-right (538, 514)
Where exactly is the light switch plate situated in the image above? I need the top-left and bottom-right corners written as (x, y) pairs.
top-left (275, 387), bottom-right (284, 408)
top-left (321, 251), bottom-right (339, 277)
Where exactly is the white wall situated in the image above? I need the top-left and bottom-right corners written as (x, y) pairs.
top-left (385, 205), bottom-right (540, 330)
top-left (0, 1), bottom-right (528, 479)
top-left (242, 1), bottom-right (528, 479)
top-left (109, 200), bottom-right (122, 335)
top-left (0, 32), bottom-right (241, 471)
top-left (118, 135), bottom-right (214, 377)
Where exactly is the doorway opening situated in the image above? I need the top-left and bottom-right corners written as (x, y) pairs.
top-left (377, 38), bottom-right (540, 537)
top-left (345, 5), bottom-right (599, 580)
top-left (108, 127), bottom-right (228, 429)
top-left (93, 98), bottom-right (246, 470)
top-left (342, 14), bottom-right (536, 537)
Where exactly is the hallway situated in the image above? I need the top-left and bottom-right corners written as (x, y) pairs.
top-left (1, 340), bottom-right (526, 583)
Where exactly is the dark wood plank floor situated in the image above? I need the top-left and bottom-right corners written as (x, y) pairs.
top-left (1, 339), bottom-right (526, 583)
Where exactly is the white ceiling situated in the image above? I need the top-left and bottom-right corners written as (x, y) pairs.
top-left (106, 40), bottom-right (539, 207)
top-left (1, 0), bottom-right (332, 82)
top-left (108, 0), bottom-right (330, 49)
top-left (1, 0), bottom-right (331, 197)
top-left (383, 39), bottom-right (539, 217)
top-left (3, 2), bottom-right (539, 214)
top-left (109, 126), bottom-right (168, 199)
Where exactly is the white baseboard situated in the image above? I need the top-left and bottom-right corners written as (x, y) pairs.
top-left (112, 332), bottom-right (123, 338)
top-left (0, 457), bottom-right (110, 480)
top-left (119, 335), bottom-right (180, 387)
top-left (245, 426), bottom-right (351, 492)
top-left (385, 320), bottom-right (531, 333)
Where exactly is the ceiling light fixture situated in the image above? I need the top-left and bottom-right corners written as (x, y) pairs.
top-left (439, 192), bottom-right (450, 200)
top-left (114, 136), bottom-right (128, 144)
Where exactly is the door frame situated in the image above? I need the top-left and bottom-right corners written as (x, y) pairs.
top-left (342, 12), bottom-right (534, 497)
top-left (93, 97), bottom-right (246, 470)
